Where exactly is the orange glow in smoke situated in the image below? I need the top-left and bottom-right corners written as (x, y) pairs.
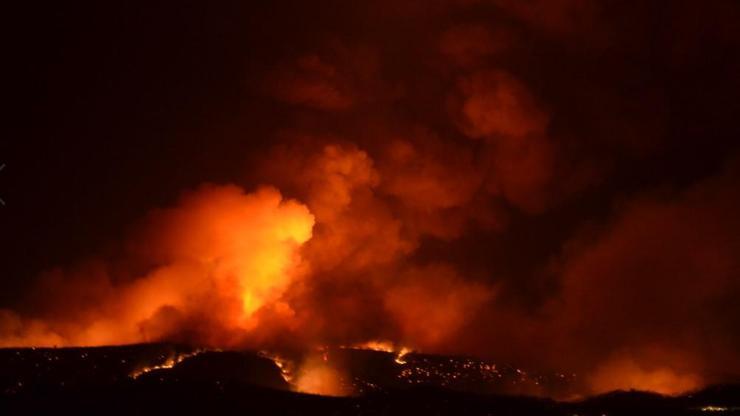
top-left (293, 354), bottom-right (350, 397)
top-left (1, 131), bottom-right (737, 399)
top-left (0, 185), bottom-right (314, 348)
top-left (588, 356), bottom-right (703, 396)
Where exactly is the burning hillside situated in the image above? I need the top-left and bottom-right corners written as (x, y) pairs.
top-left (2, 343), bottom-right (571, 398)
top-left (2, 343), bottom-right (739, 415)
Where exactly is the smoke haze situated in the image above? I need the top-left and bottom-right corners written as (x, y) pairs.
top-left (4, 0), bottom-right (740, 397)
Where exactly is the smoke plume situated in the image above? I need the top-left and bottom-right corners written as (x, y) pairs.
top-left (4, 0), bottom-right (740, 398)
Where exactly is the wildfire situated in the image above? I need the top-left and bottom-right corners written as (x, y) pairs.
top-left (260, 349), bottom-right (350, 397)
top-left (351, 340), bottom-right (395, 353)
top-left (394, 347), bottom-right (411, 364)
top-left (129, 349), bottom-right (206, 379)
top-left (259, 351), bottom-right (295, 383)
top-left (345, 340), bottom-right (412, 365)
top-left (293, 353), bottom-right (349, 397)
top-left (700, 406), bottom-right (729, 412)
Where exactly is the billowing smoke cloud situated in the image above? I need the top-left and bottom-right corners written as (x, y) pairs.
top-left (3, 0), bottom-right (740, 398)
top-left (549, 159), bottom-right (740, 394)
top-left (0, 185), bottom-right (314, 348)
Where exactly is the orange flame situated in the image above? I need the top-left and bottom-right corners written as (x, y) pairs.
top-left (346, 340), bottom-right (412, 365)
top-left (129, 349), bottom-right (206, 379)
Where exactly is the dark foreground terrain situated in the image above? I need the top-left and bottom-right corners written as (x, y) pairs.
top-left (1, 344), bottom-right (738, 415)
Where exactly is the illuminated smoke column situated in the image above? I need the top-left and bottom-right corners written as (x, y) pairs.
top-left (0, 186), bottom-right (314, 348)
top-left (3, 0), bottom-right (740, 398)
